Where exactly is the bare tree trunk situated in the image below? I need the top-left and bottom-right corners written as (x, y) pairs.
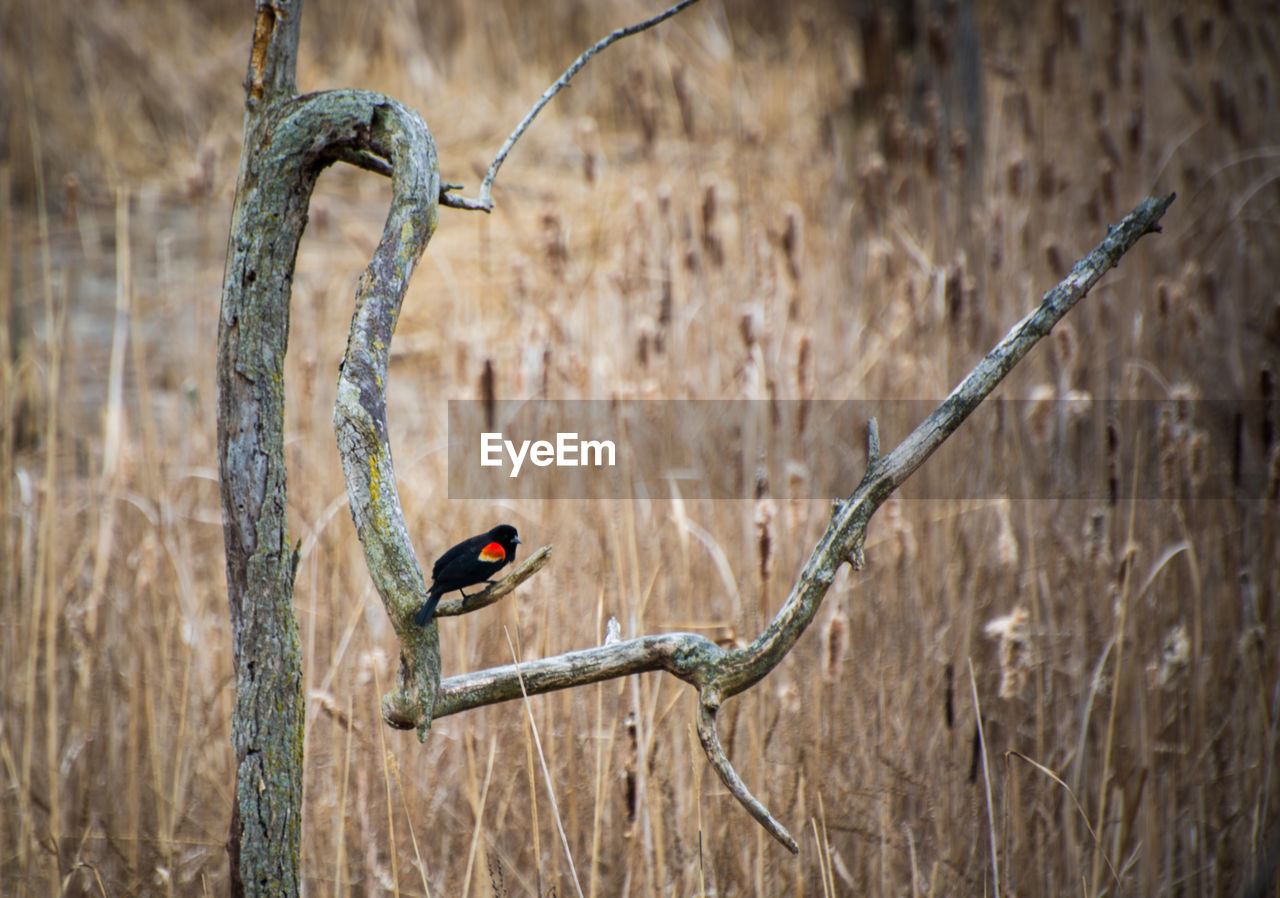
top-left (217, 5), bottom-right (306, 895)
top-left (218, 1), bottom-right (445, 891)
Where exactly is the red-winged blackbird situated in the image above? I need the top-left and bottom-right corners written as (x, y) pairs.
top-left (414, 524), bottom-right (521, 627)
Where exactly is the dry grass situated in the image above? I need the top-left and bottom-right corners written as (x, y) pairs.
top-left (3, 0), bottom-right (1279, 895)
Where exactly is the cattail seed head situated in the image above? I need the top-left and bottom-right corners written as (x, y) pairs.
top-left (701, 180), bottom-right (723, 267)
top-left (823, 613), bottom-right (848, 683)
top-left (540, 210), bottom-right (568, 278)
top-left (780, 203), bottom-right (804, 284)
top-left (755, 486), bottom-right (775, 582)
top-left (1126, 105), bottom-right (1145, 156)
top-left (480, 358), bottom-right (496, 430)
top-left (860, 153), bottom-right (888, 219)
top-left (1051, 320), bottom-right (1080, 374)
top-left (1045, 240), bottom-right (1064, 276)
top-left (984, 606), bottom-right (1032, 699)
top-left (672, 63), bottom-right (696, 140)
top-left (1171, 13), bottom-right (1191, 61)
top-left (1099, 163), bottom-right (1116, 206)
top-left (575, 117), bottom-right (599, 184)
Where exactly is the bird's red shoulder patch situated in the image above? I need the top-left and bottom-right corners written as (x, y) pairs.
top-left (478, 542), bottom-right (506, 563)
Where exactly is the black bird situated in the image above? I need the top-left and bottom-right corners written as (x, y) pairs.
top-left (414, 524), bottom-right (521, 627)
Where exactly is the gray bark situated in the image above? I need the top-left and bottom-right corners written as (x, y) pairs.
top-left (217, 2), bottom-right (438, 894)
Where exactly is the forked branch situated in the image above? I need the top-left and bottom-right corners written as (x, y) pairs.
top-left (339, 166), bottom-right (1171, 844)
top-left (420, 194), bottom-right (1175, 850)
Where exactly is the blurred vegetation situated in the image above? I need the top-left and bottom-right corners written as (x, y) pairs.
top-left (2, 0), bottom-right (1278, 895)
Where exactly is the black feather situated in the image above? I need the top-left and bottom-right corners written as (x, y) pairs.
top-left (415, 524), bottom-right (521, 626)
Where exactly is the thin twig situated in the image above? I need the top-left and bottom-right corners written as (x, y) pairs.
top-left (457, 0), bottom-right (704, 211)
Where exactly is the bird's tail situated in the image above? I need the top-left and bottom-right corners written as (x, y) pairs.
top-left (414, 591), bottom-right (443, 627)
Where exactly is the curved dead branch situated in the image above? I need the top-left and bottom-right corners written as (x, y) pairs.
top-left (325, 97), bottom-right (443, 736)
top-left (421, 194), bottom-right (1176, 851)
top-left (717, 194), bottom-right (1175, 703)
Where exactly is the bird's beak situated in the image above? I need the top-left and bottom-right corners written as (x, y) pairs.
top-left (514, 536), bottom-right (522, 544)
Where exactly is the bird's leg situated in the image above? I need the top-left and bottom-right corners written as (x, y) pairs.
top-left (459, 581), bottom-right (497, 599)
